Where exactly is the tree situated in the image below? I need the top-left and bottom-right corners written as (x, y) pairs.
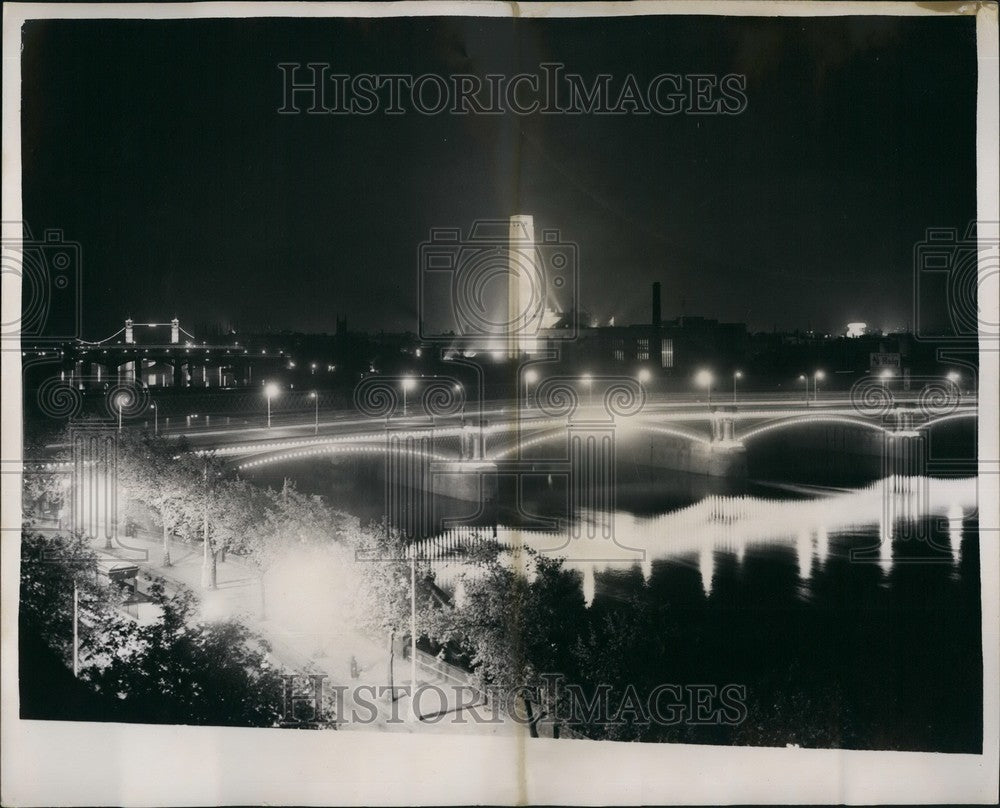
top-left (20, 528), bottom-right (286, 728)
top-left (114, 432), bottom-right (203, 566)
top-left (349, 524), bottom-right (435, 699)
top-left (240, 480), bottom-right (358, 619)
top-left (431, 546), bottom-right (587, 737)
top-left (84, 581), bottom-right (285, 727)
top-left (19, 529), bottom-right (127, 668)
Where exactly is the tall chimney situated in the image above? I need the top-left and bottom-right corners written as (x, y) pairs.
top-left (652, 282), bottom-right (662, 328)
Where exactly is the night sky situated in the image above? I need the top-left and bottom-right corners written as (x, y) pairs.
top-left (21, 13), bottom-right (978, 339)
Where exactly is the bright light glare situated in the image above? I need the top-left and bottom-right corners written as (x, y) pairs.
top-left (695, 370), bottom-right (713, 387)
top-left (637, 369), bottom-right (651, 383)
top-left (879, 370), bottom-right (893, 380)
top-left (264, 383), bottom-right (280, 398)
top-left (734, 370), bottom-right (743, 379)
top-left (525, 369), bottom-right (538, 383)
top-left (581, 373), bottom-right (593, 384)
top-left (402, 377), bottom-right (416, 391)
top-left (947, 371), bottom-right (961, 383)
top-left (815, 370), bottom-right (825, 380)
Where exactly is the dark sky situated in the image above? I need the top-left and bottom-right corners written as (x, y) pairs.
top-left (21, 13), bottom-right (978, 339)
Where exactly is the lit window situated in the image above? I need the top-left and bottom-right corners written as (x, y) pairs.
top-left (661, 338), bottom-right (674, 368)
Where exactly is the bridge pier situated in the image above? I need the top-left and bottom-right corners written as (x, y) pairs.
top-left (626, 430), bottom-right (748, 479)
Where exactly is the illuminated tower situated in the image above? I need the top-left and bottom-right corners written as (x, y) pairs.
top-left (507, 214), bottom-right (541, 358)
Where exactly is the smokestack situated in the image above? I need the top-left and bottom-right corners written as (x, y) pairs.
top-left (652, 282), bottom-right (662, 328)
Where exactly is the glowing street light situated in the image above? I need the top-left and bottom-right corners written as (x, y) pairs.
top-left (309, 391), bottom-right (319, 435)
top-left (695, 369), bottom-right (713, 407)
top-left (525, 369), bottom-right (539, 408)
top-left (637, 368), bottom-right (652, 384)
top-left (947, 371), bottom-right (961, 385)
top-left (114, 392), bottom-right (127, 433)
top-left (401, 376), bottom-right (416, 416)
top-left (814, 370), bottom-right (825, 402)
top-left (878, 369), bottom-right (893, 397)
top-left (581, 373), bottom-right (593, 406)
top-left (798, 373), bottom-right (810, 404)
top-left (264, 383), bottom-right (279, 428)
top-left (733, 370), bottom-right (743, 404)
top-left (151, 402), bottom-right (158, 436)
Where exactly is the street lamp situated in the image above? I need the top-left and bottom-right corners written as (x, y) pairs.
top-left (733, 370), bottom-right (743, 404)
top-left (309, 391), bottom-right (318, 435)
top-left (264, 383), bottom-right (279, 428)
top-left (525, 369), bottom-right (538, 408)
top-left (402, 376), bottom-right (416, 416)
top-left (638, 368), bottom-right (652, 385)
top-left (814, 370), bottom-right (825, 402)
top-left (879, 369), bottom-right (893, 397)
top-left (695, 369), bottom-right (713, 408)
top-left (114, 392), bottom-right (127, 433)
top-left (798, 373), bottom-right (809, 404)
top-left (581, 373), bottom-right (593, 406)
top-left (151, 402), bottom-right (158, 436)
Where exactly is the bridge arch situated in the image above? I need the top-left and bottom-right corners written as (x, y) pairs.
top-left (739, 415), bottom-right (892, 444)
top-left (234, 442), bottom-right (454, 471)
top-left (916, 411), bottom-right (977, 431)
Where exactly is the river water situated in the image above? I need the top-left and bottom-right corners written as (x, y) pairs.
top-left (244, 427), bottom-right (983, 752)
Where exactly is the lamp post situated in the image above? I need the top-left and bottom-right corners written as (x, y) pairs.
top-left (525, 369), bottom-right (538, 409)
top-left (947, 371), bottom-right (961, 394)
top-left (696, 370), bottom-right (713, 408)
top-left (799, 374), bottom-right (809, 404)
top-left (814, 370), bottom-right (825, 403)
top-left (72, 580), bottom-right (79, 678)
top-left (310, 391), bottom-right (318, 435)
top-left (410, 544), bottom-right (418, 719)
top-left (733, 370), bottom-right (743, 404)
top-left (879, 369), bottom-right (893, 394)
top-left (264, 382), bottom-right (279, 428)
top-left (115, 393), bottom-right (126, 433)
top-left (151, 402), bottom-right (158, 436)
top-left (402, 376), bottom-right (416, 417)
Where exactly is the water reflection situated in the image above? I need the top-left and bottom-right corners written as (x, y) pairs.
top-left (422, 476), bottom-right (977, 605)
